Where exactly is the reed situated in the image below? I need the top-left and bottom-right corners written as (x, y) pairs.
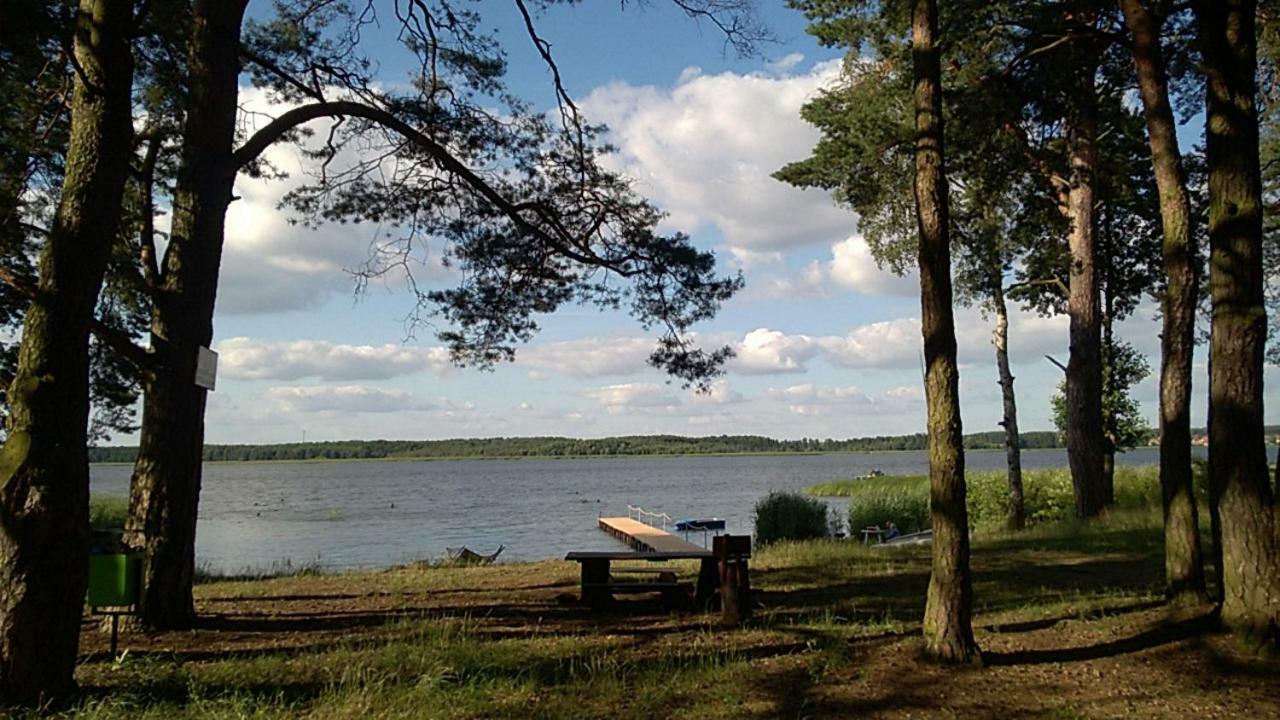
top-left (812, 465), bottom-right (1168, 534)
top-left (89, 495), bottom-right (129, 530)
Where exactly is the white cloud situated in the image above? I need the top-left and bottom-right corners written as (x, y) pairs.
top-left (765, 53), bottom-right (807, 76)
top-left (765, 382), bottom-right (922, 417)
top-left (828, 236), bottom-right (918, 296)
top-left (883, 385), bottom-right (924, 404)
top-left (766, 383), bottom-right (874, 404)
top-left (728, 247), bottom-right (786, 270)
top-left (694, 379), bottom-right (744, 405)
top-left (741, 236), bottom-right (917, 301)
top-left (582, 60), bottom-right (851, 256)
top-left (953, 310), bottom-right (1068, 366)
top-left (819, 319), bottom-right (922, 369)
top-left (730, 328), bottom-right (822, 374)
top-left (267, 385), bottom-right (435, 413)
top-left (585, 383), bottom-right (681, 413)
top-left (217, 337), bottom-right (451, 381)
top-left (742, 260), bottom-right (827, 301)
top-left (518, 336), bottom-right (655, 378)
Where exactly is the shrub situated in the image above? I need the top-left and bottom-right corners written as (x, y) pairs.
top-left (754, 491), bottom-right (831, 544)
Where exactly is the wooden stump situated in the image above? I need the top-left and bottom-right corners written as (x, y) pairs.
top-left (714, 535), bottom-right (752, 623)
top-left (579, 558), bottom-right (611, 609)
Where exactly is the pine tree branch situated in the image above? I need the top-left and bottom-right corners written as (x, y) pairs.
top-left (0, 265), bottom-right (152, 371)
top-left (1008, 276), bottom-right (1070, 297)
top-left (230, 100), bottom-right (641, 276)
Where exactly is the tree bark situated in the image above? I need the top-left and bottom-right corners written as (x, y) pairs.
top-left (992, 281), bottom-right (1025, 530)
top-left (911, 0), bottom-right (980, 664)
top-left (1064, 66), bottom-right (1109, 520)
top-left (0, 0), bottom-right (134, 703)
top-left (124, 0), bottom-right (249, 630)
top-left (1101, 294), bottom-right (1117, 504)
top-left (1119, 0), bottom-right (1207, 602)
top-left (1207, 349), bottom-right (1224, 601)
top-left (1194, 0), bottom-right (1280, 647)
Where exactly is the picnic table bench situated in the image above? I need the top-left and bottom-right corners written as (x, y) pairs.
top-left (564, 550), bottom-right (717, 610)
top-left (565, 535), bottom-right (753, 621)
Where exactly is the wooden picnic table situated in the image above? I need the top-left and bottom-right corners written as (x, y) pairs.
top-left (564, 550), bottom-right (718, 610)
top-left (861, 527), bottom-right (886, 544)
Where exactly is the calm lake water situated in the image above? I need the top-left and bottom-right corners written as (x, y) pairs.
top-left (89, 447), bottom-right (1181, 572)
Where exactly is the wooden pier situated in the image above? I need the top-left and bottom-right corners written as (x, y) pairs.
top-left (598, 516), bottom-right (711, 554)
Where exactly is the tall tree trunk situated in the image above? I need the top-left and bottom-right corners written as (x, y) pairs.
top-left (1194, 0), bottom-right (1280, 647)
top-left (911, 0), bottom-right (980, 664)
top-left (1207, 350), bottom-right (1224, 600)
top-left (1101, 286), bottom-right (1117, 504)
top-left (1064, 67), bottom-right (1108, 520)
top-left (124, 0), bottom-right (248, 630)
top-left (1119, 0), bottom-right (1207, 602)
top-left (992, 281), bottom-right (1025, 530)
top-left (0, 0), bottom-right (133, 703)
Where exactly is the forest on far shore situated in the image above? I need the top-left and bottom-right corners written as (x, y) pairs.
top-left (89, 429), bottom-right (1149, 463)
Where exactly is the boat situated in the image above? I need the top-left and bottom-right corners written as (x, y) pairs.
top-left (675, 518), bottom-right (726, 532)
top-left (872, 530), bottom-right (932, 547)
top-left (445, 544), bottom-right (504, 565)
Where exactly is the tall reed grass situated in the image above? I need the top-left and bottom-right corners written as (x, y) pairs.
top-left (812, 465), bottom-right (1167, 534)
top-left (89, 496), bottom-right (129, 530)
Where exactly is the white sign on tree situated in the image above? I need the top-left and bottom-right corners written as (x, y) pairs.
top-left (195, 346), bottom-right (218, 391)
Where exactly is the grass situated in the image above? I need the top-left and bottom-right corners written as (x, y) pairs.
top-left (810, 465), bottom-right (1171, 534)
top-left (49, 499), bottom-right (1277, 719)
top-left (89, 496), bottom-right (129, 530)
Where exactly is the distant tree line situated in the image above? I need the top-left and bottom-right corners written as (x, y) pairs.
top-left (87, 431), bottom-right (1105, 463)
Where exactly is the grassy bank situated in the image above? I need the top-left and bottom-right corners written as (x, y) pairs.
top-left (52, 505), bottom-right (1275, 719)
top-left (810, 465), bottom-right (1172, 534)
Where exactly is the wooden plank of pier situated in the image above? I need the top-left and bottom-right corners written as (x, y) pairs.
top-left (597, 517), bottom-right (711, 554)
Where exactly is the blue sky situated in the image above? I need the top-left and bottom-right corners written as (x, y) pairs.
top-left (153, 1), bottom-right (1279, 445)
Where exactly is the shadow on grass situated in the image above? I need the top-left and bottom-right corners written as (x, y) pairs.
top-left (984, 612), bottom-right (1218, 666)
top-left (756, 549), bottom-right (1163, 627)
top-left (981, 599), bottom-right (1166, 634)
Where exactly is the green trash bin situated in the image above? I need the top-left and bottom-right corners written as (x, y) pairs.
top-left (87, 553), bottom-right (142, 607)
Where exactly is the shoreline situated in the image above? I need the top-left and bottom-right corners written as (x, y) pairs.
top-left (88, 445), bottom-right (1124, 467)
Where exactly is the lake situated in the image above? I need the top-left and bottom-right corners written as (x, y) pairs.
top-left (89, 447), bottom-right (1180, 572)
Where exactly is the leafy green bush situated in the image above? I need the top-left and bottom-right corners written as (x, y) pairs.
top-left (829, 465), bottom-right (1165, 533)
top-left (753, 491), bottom-right (831, 544)
top-left (89, 495), bottom-right (128, 530)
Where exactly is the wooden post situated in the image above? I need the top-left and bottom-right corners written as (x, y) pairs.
top-left (580, 558), bottom-right (611, 610)
top-left (714, 535), bottom-right (752, 623)
top-left (695, 557), bottom-right (719, 610)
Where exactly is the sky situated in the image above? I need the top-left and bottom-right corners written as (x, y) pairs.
top-left (144, 1), bottom-right (1280, 446)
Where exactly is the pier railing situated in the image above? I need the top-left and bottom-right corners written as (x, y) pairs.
top-left (627, 504), bottom-right (674, 531)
